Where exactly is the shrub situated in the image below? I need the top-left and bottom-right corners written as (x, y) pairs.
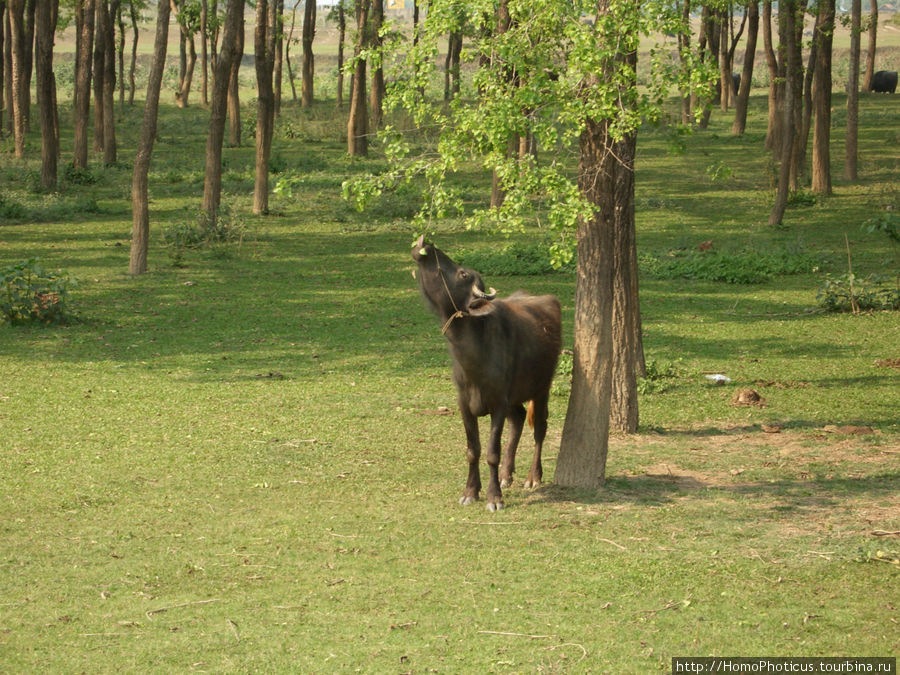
top-left (817, 273), bottom-right (900, 313)
top-left (639, 245), bottom-right (821, 284)
top-left (162, 206), bottom-right (251, 264)
top-left (456, 240), bottom-right (575, 276)
top-left (0, 259), bottom-right (77, 325)
top-left (637, 358), bottom-right (683, 394)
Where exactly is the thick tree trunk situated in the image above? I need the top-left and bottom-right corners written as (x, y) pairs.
top-left (845, 0), bottom-right (860, 181)
top-left (254, 0), bottom-right (277, 215)
top-left (811, 0), bottom-right (833, 195)
top-left (346, 0), bottom-right (369, 156)
top-left (73, 0), bottom-right (94, 167)
top-left (7, 0), bottom-right (26, 157)
top-left (301, 0), bottom-right (315, 107)
top-left (861, 0), bottom-right (876, 92)
top-left (370, 0), bottom-right (384, 128)
top-left (732, 0), bottom-right (758, 135)
top-left (35, 0), bottom-right (58, 189)
top-left (130, 0), bottom-right (170, 275)
top-left (203, 0), bottom-right (244, 219)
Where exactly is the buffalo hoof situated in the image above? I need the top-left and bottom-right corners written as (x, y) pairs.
top-left (459, 495), bottom-right (478, 506)
top-left (523, 478), bottom-right (542, 490)
top-left (486, 500), bottom-right (504, 512)
top-left (500, 477), bottom-right (513, 489)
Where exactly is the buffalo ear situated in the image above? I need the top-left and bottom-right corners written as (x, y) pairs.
top-left (467, 298), bottom-right (496, 315)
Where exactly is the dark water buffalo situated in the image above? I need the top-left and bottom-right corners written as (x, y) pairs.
top-left (870, 70), bottom-right (898, 94)
top-left (732, 73), bottom-right (741, 95)
top-left (411, 237), bottom-right (561, 511)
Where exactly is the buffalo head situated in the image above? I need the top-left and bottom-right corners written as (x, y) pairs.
top-left (411, 235), bottom-right (496, 319)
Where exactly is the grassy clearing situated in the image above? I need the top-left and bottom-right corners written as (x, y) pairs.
top-left (1, 80), bottom-right (898, 672)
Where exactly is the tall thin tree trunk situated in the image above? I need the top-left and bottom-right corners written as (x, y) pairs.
top-left (4, 5), bottom-right (12, 137)
top-left (73, 0), bottom-right (94, 167)
top-left (811, 0), bottom-right (833, 195)
top-left (92, 0), bottom-right (105, 154)
top-left (254, 0), bottom-right (277, 214)
top-left (732, 0), bottom-right (758, 135)
top-left (226, 9), bottom-right (243, 147)
top-left (763, 0), bottom-right (782, 153)
top-left (861, 0), bottom-right (876, 91)
top-left (116, 1), bottom-right (124, 108)
top-left (678, 0), bottom-right (692, 124)
top-left (0, 1), bottom-right (6, 138)
top-left (273, 0), bottom-right (283, 115)
top-left (200, 0), bottom-right (208, 105)
top-left (101, 0), bottom-right (118, 164)
top-left (845, 0), bottom-right (860, 181)
top-left (369, 0), bottom-right (384, 127)
top-left (127, 0), bottom-right (137, 104)
top-left (285, 0), bottom-right (300, 103)
top-left (130, 0), bottom-right (171, 275)
top-left (335, 0), bottom-right (345, 108)
top-left (769, 0), bottom-right (801, 226)
top-left (7, 0), bottom-right (26, 157)
top-left (204, 0), bottom-right (245, 219)
top-left (35, 0), bottom-right (58, 189)
top-left (346, 0), bottom-right (370, 156)
top-left (301, 0), bottom-right (315, 107)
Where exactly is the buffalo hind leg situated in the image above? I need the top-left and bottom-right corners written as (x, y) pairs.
top-left (524, 394), bottom-right (549, 489)
top-left (485, 410), bottom-right (507, 511)
top-left (459, 406), bottom-right (481, 505)
top-left (500, 404), bottom-right (526, 489)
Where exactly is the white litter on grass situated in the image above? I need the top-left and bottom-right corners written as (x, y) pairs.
top-left (705, 374), bottom-right (731, 385)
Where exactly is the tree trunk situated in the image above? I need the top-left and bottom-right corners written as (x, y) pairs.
top-left (175, 11), bottom-right (197, 109)
top-left (200, 0), bottom-right (208, 105)
top-left (73, 0), bottom-right (94, 168)
top-left (861, 0), bottom-right (876, 92)
top-left (128, 0), bottom-right (137, 105)
top-left (254, 0), bottom-right (277, 215)
top-left (203, 0), bottom-right (244, 219)
top-left (0, 1), bottom-right (5, 138)
top-left (130, 0), bottom-right (171, 275)
top-left (35, 0), bottom-right (58, 189)
top-left (732, 0), bottom-right (758, 135)
top-left (226, 9), bottom-right (243, 147)
top-left (678, 0), bottom-right (692, 125)
top-left (285, 0), bottom-right (300, 103)
top-left (273, 0), bottom-right (283, 115)
top-left (101, 0), bottom-right (118, 164)
top-left (768, 0), bottom-right (802, 226)
top-left (92, 0), bottom-right (105, 154)
top-left (370, 0), bottom-right (384, 128)
top-left (116, 1), bottom-right (124, 108)
top-left (335, 0), bottom-right (345, 108)
top-left (346, 0), bottom-right (369, 156)
top-left (810, 0), bottom-right (833, 195)
top-left (7, 0), bottom-right (26, 157)
top-left (698, 6), bottom-right (719, 129)
top-left (845, 0), bottom-right (860, 181)
top-left (301, 0), bottom-right (315, 107)
top-left (763, 0), bottom-right (782, 153)
top-left (4, 5), bottom-right (12, 138)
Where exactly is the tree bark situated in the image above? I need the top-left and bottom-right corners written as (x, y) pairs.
top-left (346, 0), bottom-right (370, 156)
top-left (810, 0), bottom-right (833, 195)
top-left (301, 0), bottom-right (315, 107)
top-left (92, 0), bottom-right (105, 154)
top-left (768, 0), bottom-right (802, 226)
top-left (369, 0), bottom-right (384, 127)
top-left (200, 0), bottom-right (208, 105)
top-left (130, 0), bottom-right (171, 276)
top-left (0, 1), bottom-right (5, 138)
top-left (203, 0), bottom-right (244, 219)
top-left (226, 6), bottom-right (243, 147)
top-left (7, 0), bottom-right (26, 157)
top-left (101, 0), bottom-right (119, 164)
top-left (732, 0), bottom-right (758, 135)
top-left (845, 0), bottom-right (860, 181)
top-left (335, 0), bottom-right (345, 108)
top-left (762, 0), bottom-right (783, 153)
top-left (127, 0), bottom-right (137, 104)
top-left (678, 0), bottom-right (692, 125)
top-left (861, 0), bottom-right (876, 92)
top-left (273, 0), bottom-right (283, 115)
top-left (73, 0), bottom-right (94, 167)
top-left (254, 0), bottom-right (277, 215)
top-left (35, 0), bottom-right (58, 189)
top-left (285, 0), bottom-right (300, 103)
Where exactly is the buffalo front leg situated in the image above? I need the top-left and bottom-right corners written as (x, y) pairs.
top-left (485, 410), bottom-right (507, 511)
top-left (500, 404), bottom-right (526, 489)
top-left (459, 406), bottom-right (481, 505)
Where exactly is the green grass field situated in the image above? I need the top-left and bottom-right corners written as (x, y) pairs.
top-left (1, 66), bottom-right (898, 671)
